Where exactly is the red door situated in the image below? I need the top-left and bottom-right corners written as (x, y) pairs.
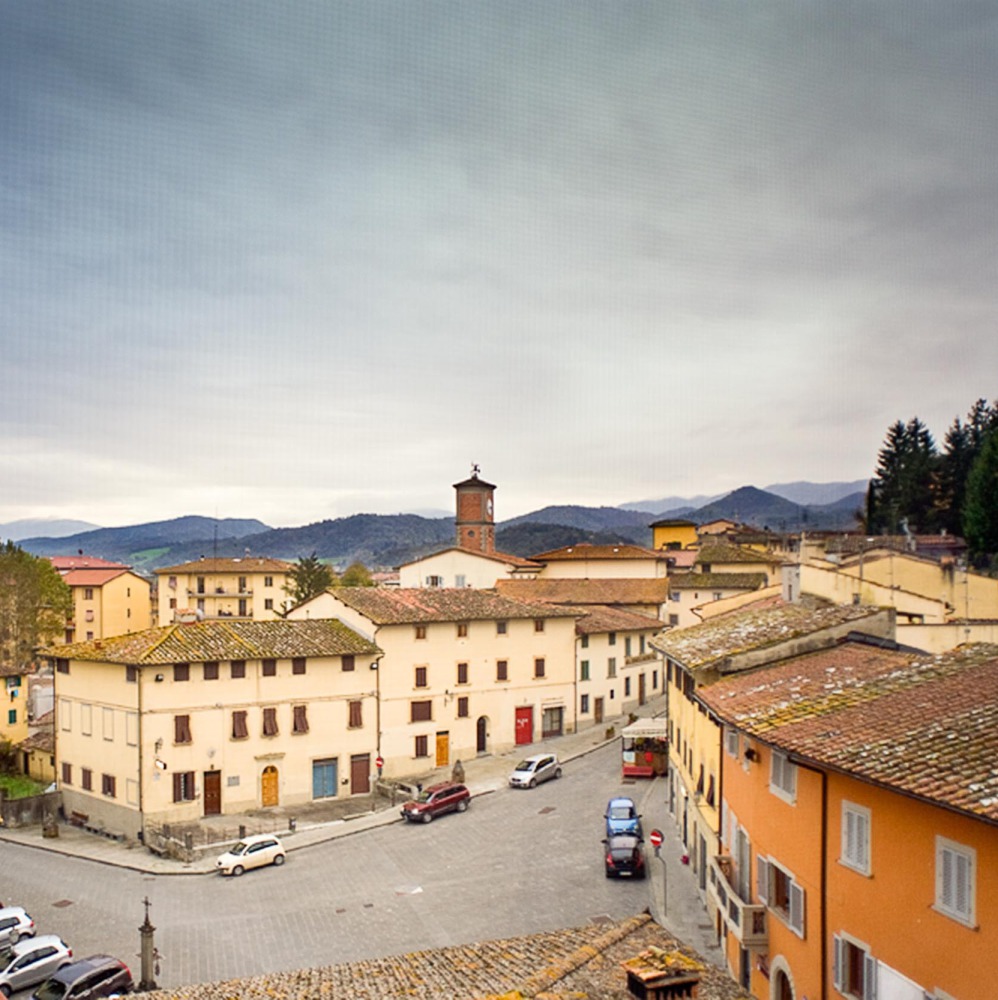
top-left (515, 706), bottom-right (533, 745)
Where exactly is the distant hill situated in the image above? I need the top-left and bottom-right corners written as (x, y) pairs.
top-left (496, 522), bottom-right (644, 558)
top-left (1, 518), bottom-right (99, 541)
top-left (763, 480), bottom-right (869, 506)
top-left (687, 486), bottom-right (863, 531)
top-left (502, 505), bottom-right (652, 541)
top-left (618, 494), bottom-right (722, 515)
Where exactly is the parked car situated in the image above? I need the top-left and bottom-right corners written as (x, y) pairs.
top-left (215, 833), bottom-right (286, 876)
top-left (509, 754), bottom-right (562, 789)
top-left (400, 783), bottom-right (470, 823)
top-left (604, 796), bottom-right (642, 837)
top-left (0, 907), bottom-right (35, 947)
top-left (32, 954), bottom-right (133, 999)
top-left (0, 935), bottom-right (73, 997)
top-left (603, 833), bottom-right (646, 879)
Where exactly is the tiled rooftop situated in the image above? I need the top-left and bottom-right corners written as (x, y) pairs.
top-left (650, 600), bottom-right (882, 668)
top-left (155, 556), bottom-right (292, 574)
top-left (668, 572), bottom-right (767, 591)
top-left (699, 642), bottom-right (998, 823)
top-left (696, 541), bottom-right (785, 565)
top-left (496, 577), bottom-right (669, 606)
top-left (398, 546), bottom-right (542, 569)
top-left (50, 555), bottom-right (129, 570)
top-left (43, 618), bottom-right (380, 664)
top-left (60, 567), bottom-right (132, 587)
top-left (530, 543), bottom-right (664, 562)
top-left (330, 587), bottom-right (581, 624)
top-left (575, 604), bottom-right (663, 635)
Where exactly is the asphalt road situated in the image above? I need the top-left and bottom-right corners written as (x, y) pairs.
top-left (2, 741), bottom-right (677, 992)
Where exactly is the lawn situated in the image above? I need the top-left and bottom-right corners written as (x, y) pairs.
top-left (0, 773), bottom-right (49, 799)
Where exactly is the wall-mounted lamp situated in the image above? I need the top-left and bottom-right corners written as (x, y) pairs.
top-left (154, 738), bottom-right (163, 752)
top-left (154, 674), bottom-right (164, 682)
top-left (154, 758), bottom-right (168, 771)
top-left (744, 747), bottom-right (760, 763)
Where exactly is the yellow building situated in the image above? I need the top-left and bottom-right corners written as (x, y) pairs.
top-left (1, 665), bottom-right (30, 745)
top-left (154, 556), bottom-right (292, 625)
top-left (45, 619), bottom-right (381, 838)
top-left (50, 556), bottom-right (152, 642)
top-left (650, 518), bottom-right (699, 551)
top-left (290, 587), bottom-right (580, 775)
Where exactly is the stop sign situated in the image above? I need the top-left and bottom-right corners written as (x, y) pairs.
top-left (649, 828), bottom-right (664, 849)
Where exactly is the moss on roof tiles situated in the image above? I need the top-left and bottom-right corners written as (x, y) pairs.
top-left (696, 541), bottom-right (784, 565)
top-left (43, 618), bottom-right (380, 664)
top-left (668, 572), bottom-right (767, 590)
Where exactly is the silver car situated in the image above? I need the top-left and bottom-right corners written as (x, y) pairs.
top-left (509, 753), bottom-right (562, 788)
top-left (216, 833), bottom-right (286, 876)
top-left (0, 907), bottom-right (35, 947)
top-left (0, 935), bottom-right (73, 997)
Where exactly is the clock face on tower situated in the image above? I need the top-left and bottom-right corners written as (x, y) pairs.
top-left (486, 497), bottom-right (493, 518)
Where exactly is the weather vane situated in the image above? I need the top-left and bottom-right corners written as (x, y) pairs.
top-left (471, 462), bottom-right (480, 477)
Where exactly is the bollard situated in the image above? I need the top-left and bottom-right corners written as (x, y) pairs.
top-left (289, 817), bottom-right (297, 833)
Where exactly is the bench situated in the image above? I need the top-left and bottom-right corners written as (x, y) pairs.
top-left (69, 811), bottom-right (89, 828)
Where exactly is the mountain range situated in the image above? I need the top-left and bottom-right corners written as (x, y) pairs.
top-left (8, 481), bottom-right (867, 574)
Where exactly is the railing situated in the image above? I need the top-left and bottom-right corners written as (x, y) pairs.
top-left (707, 854), bottom-right (768, 948)
top-left (186, 588), bottom-right (254, 597)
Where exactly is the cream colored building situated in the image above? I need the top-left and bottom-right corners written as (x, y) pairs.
top-left (154, 556), bottom-right (292, 625)
top-left (45, 619), bottom-right (381, 838)
top-left (398, 547), bottom-right (541, 588)
top-left (50, 556), bottom-right (152, 642)
top-left (574, 606), bottom-right (663, 727)
top-left (651, 599), bottom-right (896, 908)
top-left (663, 572), bottom-right (768, 629)
top-left (531, 543), bottom-right (671, 580)
top-left (290, 587), bottom-right (579, 776)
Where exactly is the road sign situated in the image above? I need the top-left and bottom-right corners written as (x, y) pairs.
top-left (375, 755), bottom-right (384, 770)
top-left (649, 828), bottom-right (664, 849)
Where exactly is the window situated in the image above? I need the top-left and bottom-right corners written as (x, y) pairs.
top-left (262, 707), bottom-right (279, 737)
top-left (496, 620), bottom-right (507, 635)
top-left (935, 837), bottom-right (976, 925)
top-left (81, 703), bottom-right (92, 736)
top-left (126, 712), bottom-right (138, 746)
top-left (415, 734), bottom-right (429, 757)
top-left (101, 773), bottom-right (116, 798)
top-left (174, 663), bottom-right (190, 682)
top-left (102, 707), bottom-right (114, 741)
top-left (415, 624), bottom-right (427, 640)
top-left (624, 677), bottom-right (631, 697)
top-left (196, 576), bottom-right (205, 593)
top-left (174, 714), bottom-right (192, 744)
top-left (457, 696), bottom-right (469, 718)
top-left (833, 934), bottom-right (877, 999)
top-left (607, 656), bottom-right (617, 678)
top-left (56, 659), bottom-right (69, 674)
top-left (292, 657), bottom-right (306, 675)
top-left (625, 636), bottom-right (632, 656)
top-left (238, 575), bottom-right (247, 591)
top-left (85, 609), bottom-right (94, 622)
top-left (264, 575), bottom-right (274, 587)
top-left (203, 661), bottom-right (219, 680)
top-left (173, 771), bottom-right (195, 802)
top-left (86, 630), bottom-right (94, 640)
top-left (231, 660), bottom-right (246, 678)
top-left (640, 635), bottom-right (646, 654)
top-left (81, 768), bottom-right (92, 791)
top-left (126, 665), bottom-right (137, 683)
top-left (455, 574), bottom-right (466, 588)
top-left (168, 576), bottom-right (177, 589)
top-left (348, 700), bottom-right (363, 728)
top-left (757, 855), bottom-right (805, 937)
top-left (496, 659), bottom-right (508, 681)
top-left (534, 619), bottom-right (544, 632)
top-left (724, 727), bottom-right (740, 759)
top-left (410, 700), bottom-right (433, 722)
top-left (231, 710), bottom-right (248, 739)
top-left (457, 622), bottom-right (468, 638)
top-left (581, 634), bottom-right (589, 649)
top-left (342, 655), bottom-right (355, 671)
top-left (608, 632), bottom-right (616, 646)
top-left (770, 751), bottom-right (797, 802)
top-left (668, 613), bottom-right (679, 626)
top-left (415, 666), bottom-right (428, 688)
top-left (580, 694), bottom-right (589, 714)
top-left (61, 762), bottom-right (72, 785)
top-left (264, 598), bottom-right (273, 610)
top-left (262, 658), bottom-right (277, 676)
top-left (841, 803), bottom-right (871, 875)
top-left (580, 660), bottom-right (590, 680)
top-left (457, 662), bottom-right (468, 684)
top-left (426, 575), bottom-right (443, 587)
top-left (292, 704), bottom-right (309, 734)
top-left (169, 598), bottom-right (177, 609)
top-left (534, 657), bottom-right (545, 678)
top-left (84, 587), bottom-right (94, 600)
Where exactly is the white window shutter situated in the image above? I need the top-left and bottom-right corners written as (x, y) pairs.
top-left (940, 845), bottom-right (954, 909)
top-left (863, 951), bottom-right (878, 1000)
top-left (756, 856), bottom-right (769, 904)
top-left (832, 935), bottom-right (843, 991)
top-left (955, 851), bottom-right (970, 916)
top-left (790, 881), bottom-right (805, 937)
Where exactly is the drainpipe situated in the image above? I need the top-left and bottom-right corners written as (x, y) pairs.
top-left (136, 664), bottom-right (144, 843)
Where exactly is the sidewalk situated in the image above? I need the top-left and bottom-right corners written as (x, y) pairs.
top-left (0, 699), bottom-right (666, 877)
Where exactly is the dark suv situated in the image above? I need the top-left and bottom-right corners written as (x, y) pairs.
top-left (32, 954), bottom-right (133, 1000)
top-left (400, 783), bottom-right (470, 823)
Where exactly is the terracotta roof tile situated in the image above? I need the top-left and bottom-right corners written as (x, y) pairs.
top-left (42, 619), bottom-right (379, 664)
top-left (530, 543), bottom-right (665, 561)
top-left (155, 557), bottom-right (292, 574)
top-left (668, 572), bottom-right (767, 591)
top-left (699, 643), bottom-right (998, 823)
top-left (397, 547), bottom-right (541, 570)
top-left (49, 556), bottom-right (129, 570)
top-left (331, 587), bottom-right (580, 624)
top-left (496, 577), bottom-right (669, 606)
top-left (60, 568), bottom-right (134, 587)
top-left (574, 605), bottom-right (664, 635)
top-left (696, 541), bottom-right (785, 566)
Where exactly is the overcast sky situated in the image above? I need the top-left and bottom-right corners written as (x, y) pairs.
top-left (3, 2), bottom-right (997, 528)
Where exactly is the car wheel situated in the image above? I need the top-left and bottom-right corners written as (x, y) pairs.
top-left (421, 811), bottom-right (433, 823)
top-left (232, 864), bottom-right (245, 876)
top-left (273, 854), bottom-right (286, 866)
top-left (456, 799), bottom-right (468, 812)
top-left (528, 778), bottom-right (537, 788)
top-left (554, 767), bottom-right (562, 779)
top-left (1, 983), bottom-right (12, 997)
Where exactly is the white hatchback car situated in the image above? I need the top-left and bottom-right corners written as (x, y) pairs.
top-left (0, 906), bottom-right (35, 947)
top-left (509, 753), bottom-right (562, 789)
top-left (216, 833), bottom-right (286, 876)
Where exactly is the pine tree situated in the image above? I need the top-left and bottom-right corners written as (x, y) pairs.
top-left (282, 553), bottom-right (336, 610)
top-left (963, 429), bottom-right (998, 565)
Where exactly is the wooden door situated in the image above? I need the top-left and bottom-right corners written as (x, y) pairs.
top-left (476, 716), bottom-right (488, 753)
top-left (203, 770), bottom-right (221, 816)
top-left (350, 754), bottom-right (370, 794)
top-left (638, 672), bottom-right (646, 706)
top-left (515, 706), bottom-right (533, 745)
top-left (435, 731), bottom-right (449, 767)
top-left (594, 697), bottom-right (604, 724)
top-left (261, 765), bottom-right (279, 807)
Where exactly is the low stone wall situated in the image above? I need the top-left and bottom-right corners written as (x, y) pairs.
top-left (0, 790), bottom-right (61, 829)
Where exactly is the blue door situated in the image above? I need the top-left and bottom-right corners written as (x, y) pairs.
top-left (312, 758), bottom-right (337, 799)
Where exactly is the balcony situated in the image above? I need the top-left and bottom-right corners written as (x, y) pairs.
top-left (707, 855), bottom-right (767, 949)
top-left (188, 587), bottom-right (253, 597)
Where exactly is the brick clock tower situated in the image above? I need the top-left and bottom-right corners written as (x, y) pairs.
top-left (454, 466), bottom-right (496, 554)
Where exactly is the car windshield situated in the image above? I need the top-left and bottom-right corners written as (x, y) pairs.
top-left (32, 980), bottom-right (68, 1000)
top-left (229, 841), bottom-right (250, 855)
top-left (610, 805), bottom-right (633, 819)
top-left (415, 790), bottom-right (434, 803)
top-left (513, 760), bottom-right (536, 772)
